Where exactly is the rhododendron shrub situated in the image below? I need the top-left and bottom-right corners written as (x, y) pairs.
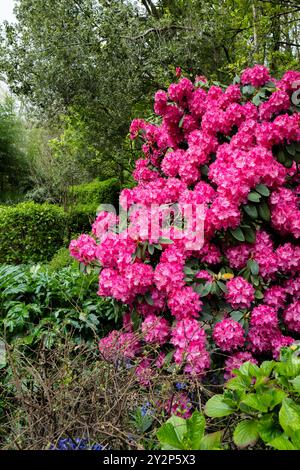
top-left (70, 65), bottom-right (300, 389)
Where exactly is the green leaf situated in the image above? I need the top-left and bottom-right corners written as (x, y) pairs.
top-left (259, 361), bottom-right (276, 377)
top-left (247, 191), bottom-right (261, 203)
top-left (157, 415), bottom-right (187, 450)
top-left (241, 394), bottom-right (269, 413)
top-left (279, 398), bottom-right (300, 436)
top-left (204, 395), bottom-right (235, 418)
top-left (216, 280), bottom-right (227, 293)
top-left (184, 266), bottom-right (195, 275)
top-left (243, 226), bottom-right (256, 244)
top-left (258, 200), bottom-right (270, 222)
top-left (242, 85), bottom-right (255, 96)
top-left (233, 420), bottom-right (259, 448)
top-left (230, 310), bottom-right (244, 322)
top-left (255, 290), bottom-right (264, 299)
top-left (252, 93), bottom-right (262, 106)
top-left (159, 238), bottom-right (174, 245)
top-left (286, 142), bottom-right (296, 157)
top-left (264, 81), bottom-right (276, 90)
top-left (178, 115), bottom-right (185, 128)
top-left (153, 244), bottom-right (162, 250)
top-left (283, 157), bottom-right (294, 168)
top-left (145, 293), bottom-right (154, 306)
top-left (269, 435), bottom-right (296, 450)
top-left (277, 149), bottom-right (286, 164)
top-left (258, 413), bottom-right (282, 443)
top-left (193, 282), bottom-right (212, 297)
top-left (148, 244), bottom-right (154, 255)
top-left (186, 411), bottom-right (206, 450)
top-left (269, 389), bottom-right (287, 410)
top-left (255, 184), bottom-right (270, 197)
top-left (243, 204), bottom-right (258, 219)
top-left (247, 259), bottom-right (259, 276)
top-left (291, 430), bottom-right (300, 449)
top-left (290, 375), bottom-right (300, 394)
top-left (251, 275), bottom-right (260, 286)
top-left (230, 227), bottom-right (245, 242)
top-left (200, 431), bottom-right (223, 450)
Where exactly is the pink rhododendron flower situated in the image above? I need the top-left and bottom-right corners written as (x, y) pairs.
top-left (264, 286), bottom-right (287, 310)
top-left (241, 65), bottom-right (271, 87)
top-left (225, 276), bottom-right (255, 309)
top-left (135, 359), bottom-right (154, 387)
top-left (141, 314), bottom-right (170, 345)
top-left (196, 270), bottom-right (213, 282)
top-left (171, 318), bottom-right (210, 375)
top-left (98, 330), bottom-right (140, 361)
top-left (213, 319), bottom-right (245, 352)
top-left (69, 234), bottom-right (97, 265)
top-left (250, 305), bottom-right (278, 327)
top-left (284, 301), bottom-right (300, 334)
top-left (168, 286), bottom-right (202, 319)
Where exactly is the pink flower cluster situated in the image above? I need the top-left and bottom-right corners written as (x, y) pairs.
top-left (168, 392), bottom-right (193, 419)
top-left (270, 187), bottom-right (300, 239)
top-left (98, 330), bottom-right (140, 361)
top-left (241, 65), bottom-right (271, 88)
top-left (225, 277), bottom-right (255, 309)
top-left (141, 314), bottom-right (170, 345)
top-left (69, 234), bottom-right (97, 265)
top-left (247, 305), bottom-right (294, 358)
top-left (213, 318), bottom-right (245, 352)
top-left (70, 65), bottom-right (300, 385)
top-left (171, 319), bottom-right (210, 375)
top-left (226, 230), bottom-right (300, 280)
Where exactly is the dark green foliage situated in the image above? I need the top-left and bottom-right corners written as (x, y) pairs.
top-left (67, 204), bottom-right (97, 237)
top-left (48, 247), bottom-right (75, 272)
top-left (0, 264), bottom-right (125, 347)
top-left (67, 177), bottom-right (120, 234)
top-left (69, 177), bottom-right (120, 209)
top-left (0, 202), bottom-right (67, 263)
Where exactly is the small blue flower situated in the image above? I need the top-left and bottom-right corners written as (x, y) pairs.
top-left (175, 382), bottom-right (187, 390)
top-left (49, 437), bottom-right (104, 450)
top-left (141, 401), bottom-right (152, 417)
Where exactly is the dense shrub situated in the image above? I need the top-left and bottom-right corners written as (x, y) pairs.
top-left (156, 345), bottom-right (300, 450)
top-left (48, 247), bottom-right (75, 272)
top-left (67, 204), bottom-right (98, 236)
top-left (0, 202), bottom-right (67, 263)
top-left (204, 346), bottom-right (300, 450)
top-left (70, 65), bottom-right (300, 398)
top-left (0, 264), bottom-right (123, 346)
top-left (69, 177), bottom-right (120, 209)
top-left (67, 178), bottom-right (120, 235)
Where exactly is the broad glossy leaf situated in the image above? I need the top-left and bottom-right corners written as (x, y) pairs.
top-left (233, 420), bottom-right (259, 448)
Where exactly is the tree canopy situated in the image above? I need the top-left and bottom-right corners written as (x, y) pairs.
top-left (0, 0), bottom-right (299, 186)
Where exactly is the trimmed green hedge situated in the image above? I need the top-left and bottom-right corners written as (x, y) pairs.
top-left (0, 179), bottom-right (121, 264)
top-left (67, 204), bottom-right (97, 236)
top-left (0, 202), bottom-right (67, 264)
top-left (67, 178), bottom-right (120, 235)
top-left (69, 177), bottom-right (120, 209)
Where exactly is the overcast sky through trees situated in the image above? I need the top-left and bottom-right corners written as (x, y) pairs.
top-left (0, 0), bottom-right (15, 24)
